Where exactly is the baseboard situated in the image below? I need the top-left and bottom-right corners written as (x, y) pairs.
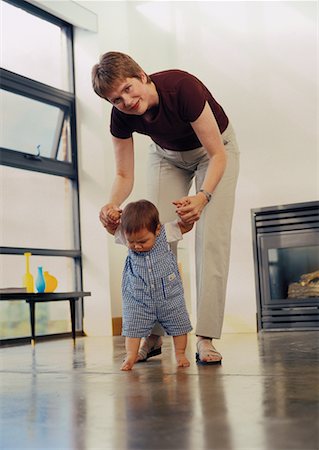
top-left (0, 331), bottom-right (85, 347)
top-left (112, 317), bottom-right (122, 336)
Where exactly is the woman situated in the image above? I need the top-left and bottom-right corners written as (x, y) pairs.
top-left (92, 51), bottom-right (240, 364)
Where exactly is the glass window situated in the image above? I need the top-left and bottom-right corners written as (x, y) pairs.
top-left (57, 117), bottom-right (72, 162)
top-left (0, 0), bottom-right (83, 343)
top-left (0, 254), bottom-right (76, 339)
top-left (0, 300), bottom-right (30, 339)
top-left (0, 254), bottom-right (76, 292)
top-left (1, 90), bottom-right (71, 161)
top-left (0, 166), bottom-right (75, 249)
top-left (1, 0), bottom-right (70, 91)
top-left (0, 300), bottom-right (72, 339)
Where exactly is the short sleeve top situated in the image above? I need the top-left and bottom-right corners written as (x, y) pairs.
top-left (110, 70), bottom-right (229, 151)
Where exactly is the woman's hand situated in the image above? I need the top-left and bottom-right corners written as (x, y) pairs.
top-left (99, 203), bottom-right (122, 235)
top-left (173, 193), bottom-right (208, 224)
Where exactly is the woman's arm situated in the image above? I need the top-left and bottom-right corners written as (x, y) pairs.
top-left (191, 101), bottom-right (227, 193)
top-left (99, 136), bottom-right (134, 231)
top-left (174, 102), bottom-right (227, 223)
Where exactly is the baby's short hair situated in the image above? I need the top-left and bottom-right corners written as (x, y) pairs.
top-left (121, 200), bottom-right (160, 235)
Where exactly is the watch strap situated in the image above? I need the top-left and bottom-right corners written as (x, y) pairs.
top-left (198, 189), bottom-right (212, 203)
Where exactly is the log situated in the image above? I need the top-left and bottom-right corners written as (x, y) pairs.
top-left (288, 269), bottom-right (319, 298)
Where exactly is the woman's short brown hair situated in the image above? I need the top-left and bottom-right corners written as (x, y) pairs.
top-left (92, 51), bottom-right (151, 99)
top-left (121, 200), bottom-right (160, 235)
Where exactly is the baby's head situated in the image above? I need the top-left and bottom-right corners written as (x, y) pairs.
top-left (121, 200), bottom-right (160, 252)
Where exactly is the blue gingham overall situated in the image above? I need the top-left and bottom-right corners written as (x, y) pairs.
top-left (121, 225), bottom-right (193, 338)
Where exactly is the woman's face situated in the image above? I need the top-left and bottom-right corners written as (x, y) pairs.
top-left (106, 73), bottom-right (156, 115)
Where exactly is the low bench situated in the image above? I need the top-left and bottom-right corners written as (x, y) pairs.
top-left (0, 291), bottom-right (91, 345)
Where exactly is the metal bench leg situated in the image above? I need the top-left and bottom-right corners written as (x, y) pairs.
top-left (28, 301), bottom-right (36, 346)
top-left (69, 300), bottom-right (76, 345)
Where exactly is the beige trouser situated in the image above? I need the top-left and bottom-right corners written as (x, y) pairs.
top-left (147, 123), bottom-right (240, 339)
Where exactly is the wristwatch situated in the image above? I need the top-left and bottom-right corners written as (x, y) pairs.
top-left (198, 189), bottom-right (212, 203)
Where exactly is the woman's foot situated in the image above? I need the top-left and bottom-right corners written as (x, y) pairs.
top-left (136, 334), bottom-right (163, 362)
top-left (196, 337), bottom-right (222, 365)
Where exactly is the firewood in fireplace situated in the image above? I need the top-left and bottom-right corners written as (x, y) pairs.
top-left (288, 269), bottom-right (319, 298)
top-left (300, 270), bottom-right (319, 286)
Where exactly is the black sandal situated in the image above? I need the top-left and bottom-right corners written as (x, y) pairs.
top-left (137, 336), bottom-right (162, 362)
top-left (196, 340), bottom-right (222, 365)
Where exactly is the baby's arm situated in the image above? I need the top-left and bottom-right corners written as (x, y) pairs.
top-left (164, 214), bottom-right (194, 243)
top-left (177, 218), bottom-right (194, 235)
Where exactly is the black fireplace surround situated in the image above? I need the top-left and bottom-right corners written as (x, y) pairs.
top-left (251, 201), bottom-right (319, 331)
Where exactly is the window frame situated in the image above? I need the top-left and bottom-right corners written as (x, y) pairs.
top-left (0, 68), bottom-right (77, 178)
top-left (0, 0), bottom-right (84, 341)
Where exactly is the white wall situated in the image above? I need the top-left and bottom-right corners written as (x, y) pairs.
top-left (74, 0), bottom-right (318, 335)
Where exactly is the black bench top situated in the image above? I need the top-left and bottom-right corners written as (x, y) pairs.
top-left (0, 291), bottom-right (91, 302)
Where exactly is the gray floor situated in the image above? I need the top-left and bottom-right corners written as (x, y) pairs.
top-left (1, 331), bottom-right (318, 450)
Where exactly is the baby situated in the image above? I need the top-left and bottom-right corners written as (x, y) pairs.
top-left (108, 199), bottom-right (193, 370)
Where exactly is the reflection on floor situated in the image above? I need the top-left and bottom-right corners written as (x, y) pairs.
top-left (1, 331), bottom-right (318, 450)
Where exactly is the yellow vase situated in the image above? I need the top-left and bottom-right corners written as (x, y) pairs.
top-left (44, 272), bottom-right (58, 292)
top-left (23, 252), bottom-right (34, 293)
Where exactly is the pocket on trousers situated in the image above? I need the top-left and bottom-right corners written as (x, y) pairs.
top-left (132, 277), bottom-right (147, 300)
top-left (161, 272), bottom-right (181, 299)
top-left (124, 276), bottom-right (147, 302)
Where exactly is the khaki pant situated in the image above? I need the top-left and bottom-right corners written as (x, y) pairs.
top-left (147, 123), bottom-right (240, 339)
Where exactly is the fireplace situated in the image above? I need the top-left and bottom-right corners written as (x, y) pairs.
top-left (251, 201), bottom-right (319, 331)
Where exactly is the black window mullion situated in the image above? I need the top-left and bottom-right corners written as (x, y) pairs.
top-left (64, 25), bottom-right (75, 94)
top-left (0, 247), bottom-right (81, 258)
top-left (0, 148), bottom-right (76, 179)
top-left (0, 68), bottom-right (74, 109)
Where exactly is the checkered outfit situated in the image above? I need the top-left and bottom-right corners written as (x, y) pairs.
top-left (119, 224), bottom-right (192, 338)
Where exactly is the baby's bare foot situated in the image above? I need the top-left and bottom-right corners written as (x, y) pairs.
top-left (176, 355), bottom-right (190, 368)
top-left (121, 357), bottom-right (135, 371)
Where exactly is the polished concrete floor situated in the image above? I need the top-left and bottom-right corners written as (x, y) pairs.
top-left (1, 331), bottom-right (318, 450)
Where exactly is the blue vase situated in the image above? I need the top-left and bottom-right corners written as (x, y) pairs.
top-left (36, 266), bottom-right (46, 293)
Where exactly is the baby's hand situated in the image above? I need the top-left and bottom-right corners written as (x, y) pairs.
top-left (107, 207), bottom-right (121, 222)
top-left (99, 204), bottom-right (122, 235)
